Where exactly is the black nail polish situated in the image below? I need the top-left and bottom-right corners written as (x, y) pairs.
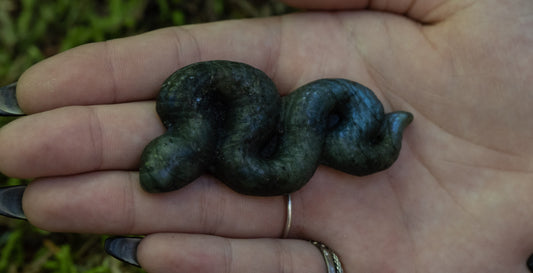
top-left (527, 253), bottom-right (533, 272)
top-left (104, 237), bottom-right (142, 267)
top-left (0, 82), bottom-right (24, 116)
top-left (0, 185), bottom-right (27, 220)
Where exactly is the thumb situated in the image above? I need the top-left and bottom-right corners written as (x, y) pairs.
top-left (281, 0), bottom-right (457, 23)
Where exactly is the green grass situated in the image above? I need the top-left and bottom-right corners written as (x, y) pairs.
top-left (0, 0), bottom-right (292, 272)
top-left (0, 0), bottom-right (292, 85)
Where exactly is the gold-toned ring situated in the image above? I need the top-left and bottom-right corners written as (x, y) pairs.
top-left (310, 241), bottom-right (344, 273)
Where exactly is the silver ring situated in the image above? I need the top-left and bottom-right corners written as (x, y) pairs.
top-left (282, 194), bottom-right (292, 238)
top-left (311, 241), bottom-right (344, 273)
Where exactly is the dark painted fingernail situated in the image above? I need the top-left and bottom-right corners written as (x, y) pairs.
top-left (104, 237), bottom-right (142, 267)
top-left (0, 185), bottom-right (27, 220)
top-left (0, 82), bottom-right (24, 116)
top-left (527, 253), bottom-right (533, 271)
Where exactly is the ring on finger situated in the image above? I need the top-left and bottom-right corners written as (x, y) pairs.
top-left (282, 194), bottom-right (292, 238)
top-left (311, 241), bottom-right (344, 273)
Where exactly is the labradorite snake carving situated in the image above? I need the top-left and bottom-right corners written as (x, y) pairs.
top-left (139, 60), bottom-right (413, 196)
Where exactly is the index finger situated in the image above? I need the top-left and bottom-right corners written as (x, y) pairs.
top-left (16, 18), bottom-right (281, 114)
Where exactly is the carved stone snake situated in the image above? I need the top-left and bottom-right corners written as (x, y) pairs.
top-left (139, 60), bottom-right (413, 196)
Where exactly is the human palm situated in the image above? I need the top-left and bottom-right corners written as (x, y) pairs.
top-left (0, 0), bottom-right (532, 272)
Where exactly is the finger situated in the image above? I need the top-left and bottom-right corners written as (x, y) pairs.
top-left (137, 234), bottom-right (326, 273)
top-left (16, 18), bottom-right (282, 114)
top-left (22, 171), bottom-right (286, 237)
top-left (0, 102), bottom-right (162, 178)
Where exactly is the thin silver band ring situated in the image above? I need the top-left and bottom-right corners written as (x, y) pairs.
top-left (311, 241), bottom-right (344, 273)
top-left (282, 194), bottom-right (292, 238)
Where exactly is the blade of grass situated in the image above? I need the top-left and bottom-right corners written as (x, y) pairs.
top-left (0, 229), bottom-right (22, 271)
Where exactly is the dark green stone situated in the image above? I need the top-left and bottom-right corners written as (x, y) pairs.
top-left (139, 60), bottom-right (413, 196)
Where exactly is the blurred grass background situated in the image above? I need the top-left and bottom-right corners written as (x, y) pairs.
top-left (0, 0), bottom-right (292, 272)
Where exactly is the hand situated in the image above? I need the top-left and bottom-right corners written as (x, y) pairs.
top-left (0, 0), bottom-right (532, 272)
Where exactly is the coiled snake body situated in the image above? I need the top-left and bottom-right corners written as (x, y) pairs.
top-left (139, 61), bottom-right (413, 196)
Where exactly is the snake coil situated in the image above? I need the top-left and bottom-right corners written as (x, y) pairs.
top-left (139, 60), bottom-right (413, 196)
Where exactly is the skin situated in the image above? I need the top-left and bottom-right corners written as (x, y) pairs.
top-left (0, 0), bottom-right (531, 272)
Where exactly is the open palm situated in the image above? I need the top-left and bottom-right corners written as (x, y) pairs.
top-left (0, 0), bottom-right (532, 272)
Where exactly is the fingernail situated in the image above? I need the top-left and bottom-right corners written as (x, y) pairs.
top-left (0, 185), bottom-right (27, 220)
top-left (104, 237), bottom-right (142, 267)
top-left (0, 82), bottom-right (24, 116)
